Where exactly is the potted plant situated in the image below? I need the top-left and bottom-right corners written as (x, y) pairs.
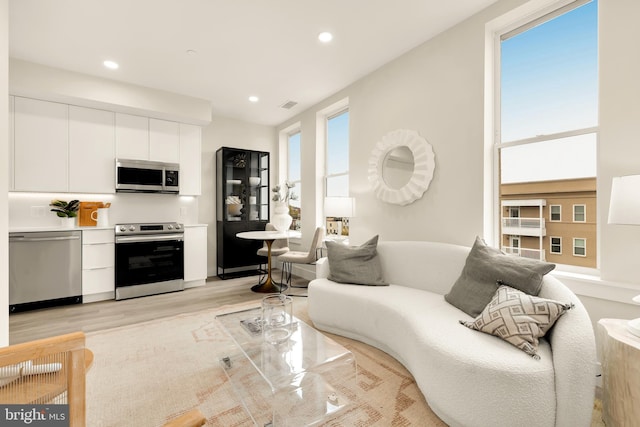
top-left (50, 199), bottom-right (80, 227)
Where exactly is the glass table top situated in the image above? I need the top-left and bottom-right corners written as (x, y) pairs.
top-left (215, 306), bottom-right (357, 426)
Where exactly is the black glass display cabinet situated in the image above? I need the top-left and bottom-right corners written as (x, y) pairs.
top-left (216, 147), bottom-right (270, 279)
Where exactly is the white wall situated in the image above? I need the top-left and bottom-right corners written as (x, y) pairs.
top-left (277, 0), bottom-right (640, 328)
top-left (1, 0), bottom-right (8, 346)
top-left (199, 116), bottom-right (276, 277)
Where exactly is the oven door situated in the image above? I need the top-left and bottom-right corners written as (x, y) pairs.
top-left (115, 234), bottom-right (184, 288)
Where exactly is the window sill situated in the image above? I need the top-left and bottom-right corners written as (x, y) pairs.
top-left (551, 270), bottom-right (640, 305)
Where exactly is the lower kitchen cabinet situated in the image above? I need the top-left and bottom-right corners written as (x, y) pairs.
top-left (184, 225), bottom-right (208, 287)
top-left (82, 229), bottom-right (115, 302)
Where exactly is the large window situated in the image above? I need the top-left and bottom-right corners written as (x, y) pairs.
top-left (288, 131), bottom-right (301, 230)
top-left (497, 0), bottom-right (598, 269)
top-left (325, 109), bottom-right (349, 197)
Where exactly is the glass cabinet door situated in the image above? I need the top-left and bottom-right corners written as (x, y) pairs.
top-left (223, 150), bottom-right (247, 222)
top-left (218, 148), bottom-right (269, 223)
top-left (249, 151), bottom-right (269, 222)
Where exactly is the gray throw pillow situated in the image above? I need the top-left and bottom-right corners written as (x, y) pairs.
top-left (445, 236), bottom-right (555, 317)
top-left (327, 235), bottom-right (388, 286)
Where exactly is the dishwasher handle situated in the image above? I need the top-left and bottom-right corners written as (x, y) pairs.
top-left (10, 235), bottom-right (81, 242)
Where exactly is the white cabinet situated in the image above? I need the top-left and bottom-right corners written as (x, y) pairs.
top-left (115, 113), bottom-right (149, 160)
top-left (116, 115), bottom-right (181, 164)
top-left (179, 123), bottom-right (202, 195)
top-left (69, 106), bottom-right (115, 193)
top-left (184, 225), bottom-right (207, 286)
top-left (8, 96), bottom-right (14, 190)
top-left (82, 229), bottom-right (115, 302)
top-left (149, 118), bottom-right (180, 163)
top-left (14, 97), bottom-right (69, 192)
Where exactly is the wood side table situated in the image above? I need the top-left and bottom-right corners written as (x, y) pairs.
top-left (597, 318), bottom-right (640, 427)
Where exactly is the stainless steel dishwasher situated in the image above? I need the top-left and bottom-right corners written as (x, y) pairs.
top-left (9, 230), bottom-right (82, 312)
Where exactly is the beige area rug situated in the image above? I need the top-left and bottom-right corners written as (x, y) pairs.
top-left (86, 299), bottom-right (604, 426)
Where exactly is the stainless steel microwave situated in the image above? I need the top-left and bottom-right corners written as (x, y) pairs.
top-left (115, 159), bottom-right (180, 194)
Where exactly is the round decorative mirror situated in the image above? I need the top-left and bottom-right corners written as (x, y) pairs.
top-left (382, 146), bottom-right (414, 189)
top-left (367, 129), bottom-right (435, 206)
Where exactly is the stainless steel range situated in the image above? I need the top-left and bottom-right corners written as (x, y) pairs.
top-left (115, 222), bottom-right (184, 300)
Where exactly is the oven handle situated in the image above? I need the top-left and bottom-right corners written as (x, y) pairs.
top-left (115, 234), bottom-right (184, 244)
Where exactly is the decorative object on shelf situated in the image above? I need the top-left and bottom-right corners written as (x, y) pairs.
top-left (261, 294), bottom-right (294, 345)
top-left (249, 177), bottom-right (261, 186)
top-left (272, 202), bottom-right (293, 231)
top-left (608, 174), bottom-right (640, 337)
top-left (325, 197), bottom-right (356, 237)
top-left (233, 153), bottom-right (246, 168)
top-left (368, 129), bottom-right (435, 206)
top-left (226, 195), bottom-right (243, 217)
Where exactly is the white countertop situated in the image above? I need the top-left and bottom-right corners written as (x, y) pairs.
top-left (9, 223), bottom-right (208, 233)
top-left (9, 225), bottom-right (114, 233)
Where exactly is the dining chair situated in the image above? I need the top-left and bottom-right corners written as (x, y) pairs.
top-left (278, 226), bottom-right (324, 288)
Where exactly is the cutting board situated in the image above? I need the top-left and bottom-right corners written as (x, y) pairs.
top-left (78, 202), bottom-right (104, 227)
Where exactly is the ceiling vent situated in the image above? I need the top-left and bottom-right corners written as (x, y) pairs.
top-left (279, 100), bottom-right (298, 110)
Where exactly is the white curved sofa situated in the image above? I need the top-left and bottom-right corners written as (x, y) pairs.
top-left (308, 240), bottom-right (597, 427)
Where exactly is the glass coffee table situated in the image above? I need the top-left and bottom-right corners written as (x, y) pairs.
top-left (215, 307), bottom-right (357, 426)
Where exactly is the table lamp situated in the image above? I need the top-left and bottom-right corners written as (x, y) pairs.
top-left (325, 197), bottom-right (356, 238)
top-left (608, 175), bottom-right (640, 337)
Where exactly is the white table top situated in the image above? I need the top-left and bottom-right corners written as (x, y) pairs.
top-left (236, 230), bottom-right (290, 240)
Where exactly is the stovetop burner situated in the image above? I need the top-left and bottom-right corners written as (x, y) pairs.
top-left (115, 222), bottom-right (183, 235)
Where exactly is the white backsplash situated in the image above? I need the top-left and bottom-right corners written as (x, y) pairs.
top-left (9, 192), bottom-right (199, 228)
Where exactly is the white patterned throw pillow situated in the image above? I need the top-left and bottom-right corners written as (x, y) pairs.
top-left (460, 283), bottom-right (573, 360)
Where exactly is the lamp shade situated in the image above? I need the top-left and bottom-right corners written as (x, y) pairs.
top-left (325, 197), bottom-right (355, 218)
top-left (608, 175), bottom-right (640, 225)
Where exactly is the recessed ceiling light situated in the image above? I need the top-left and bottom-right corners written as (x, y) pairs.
top-left (248, 96), bottom-right (259, 103)
top-left (318, 32), bottom-right (333, 43)
top-left (186, 49), bottom-right (197, 55)
top-left (103, 60), bottom-right (119, 70)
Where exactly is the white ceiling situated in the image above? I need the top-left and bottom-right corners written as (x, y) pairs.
top-left (9, 0), bottom-right (497, 126)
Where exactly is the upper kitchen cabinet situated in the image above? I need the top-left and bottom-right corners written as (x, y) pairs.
top-left (69, 106), bottom-right (115, 193)
top-left (115, 114), bottom-right (181, 164)
top-left (149, 119), bottom-right (180, 163)
top-left (115, 113), bottom-right (149, 160)
top-left (179, 123), bottom-right (202, 196)
top-left (14, 97), bottom-right (69, 192)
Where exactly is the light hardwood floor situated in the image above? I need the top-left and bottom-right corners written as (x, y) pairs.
top-left (9, 270), bottom-right (309, 345)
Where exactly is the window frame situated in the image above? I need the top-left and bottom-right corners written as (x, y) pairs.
top-left (324, 108), bottom-right (350, 198)
top-left (573, 204), bottom-right (586, 222)
top-left (287, 130), bottom-right (302, 230)
top-left (550, 205), bottom-right (562, 222)
top-left (488, 0), bottom-right (599, 274)
top-left (550, 236), bottom-right (562, 254)
top-left (573, 237), bottom-right (587, 257)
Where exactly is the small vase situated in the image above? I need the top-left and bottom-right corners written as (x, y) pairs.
top-left (272, 202), bottom-right (293, 232)
top-left (60, 217), bottom-right (76, 228)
